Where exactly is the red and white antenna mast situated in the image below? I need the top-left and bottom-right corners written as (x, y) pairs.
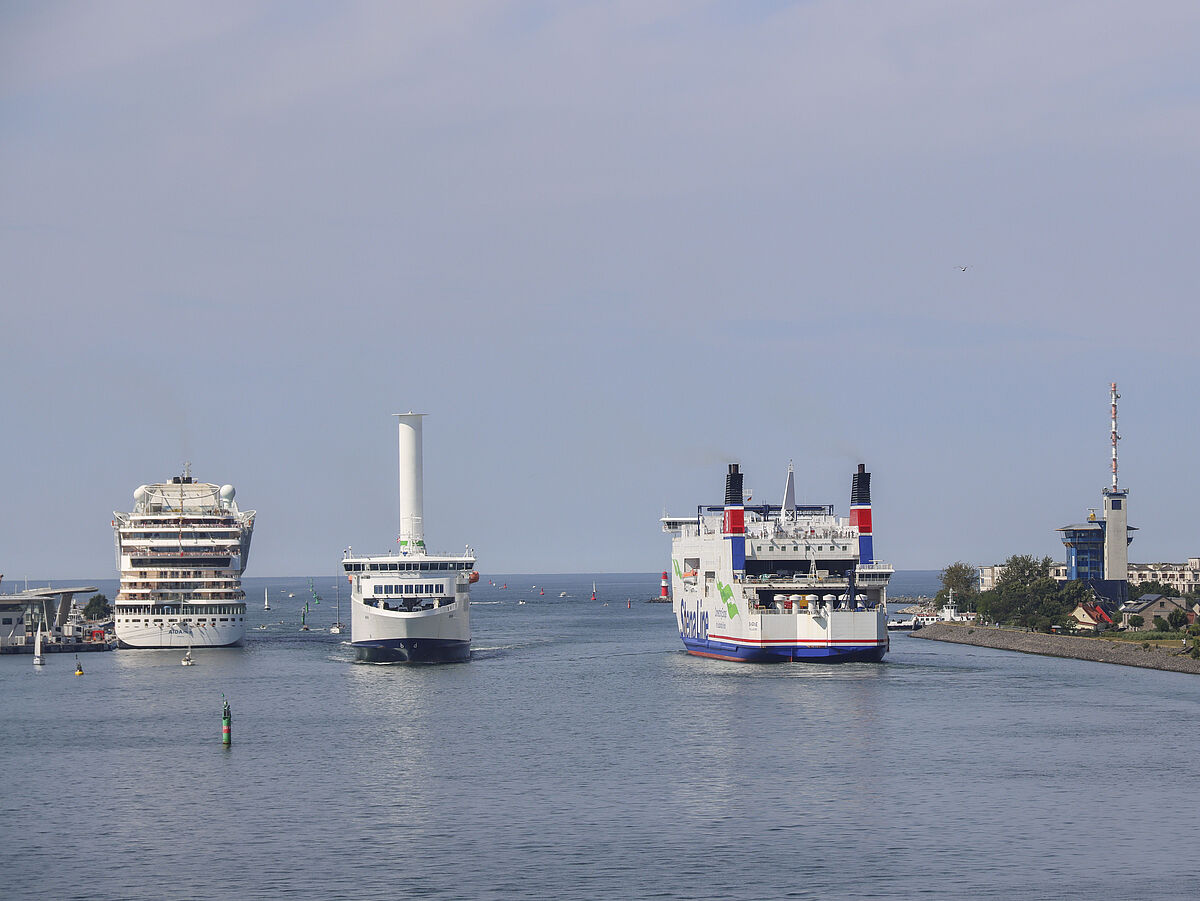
top-left (1109, 382), bottom-right (1120, 490)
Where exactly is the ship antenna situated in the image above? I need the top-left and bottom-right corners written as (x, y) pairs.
top-left (1110, 382), bottom-right (1120, 490)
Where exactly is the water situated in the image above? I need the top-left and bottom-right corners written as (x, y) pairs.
top-left (3, 572), bottom-right (1198, 900)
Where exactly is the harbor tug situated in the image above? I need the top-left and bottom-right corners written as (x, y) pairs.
top-left (663, 462), bottom-right (893, 662)
top-left (342, 414), bottom-right (476, 663)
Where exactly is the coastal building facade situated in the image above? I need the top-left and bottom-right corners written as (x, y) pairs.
top-left (979, 559), bottom-right (1200, 596)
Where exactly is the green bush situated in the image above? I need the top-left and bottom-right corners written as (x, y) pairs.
top-left (1143, 642), bottom-right (1150, 649)
top-left (1154, 616), bottom-right (1170, 632)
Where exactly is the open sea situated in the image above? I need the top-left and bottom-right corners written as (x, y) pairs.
top-left (3, 571), bottom-right (1198, 900)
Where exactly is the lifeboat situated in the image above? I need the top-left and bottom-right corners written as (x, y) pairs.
top-left (468, 571), bottom-right (480, 584)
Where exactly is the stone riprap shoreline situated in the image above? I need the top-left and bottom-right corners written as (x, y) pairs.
top-left (909, 621), bottom-right (1200, 675)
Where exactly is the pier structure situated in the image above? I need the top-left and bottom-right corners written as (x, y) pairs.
top-left (0, 584), bottom-right (108, 653)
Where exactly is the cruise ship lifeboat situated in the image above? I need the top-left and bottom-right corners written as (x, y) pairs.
top-left (468, 571), bottom-right (480, 584)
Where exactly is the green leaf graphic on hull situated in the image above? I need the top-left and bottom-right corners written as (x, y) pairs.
top-left (673, 559), bottom-right (683, 579)
top-left (718, 581), bottom-right (737, 618)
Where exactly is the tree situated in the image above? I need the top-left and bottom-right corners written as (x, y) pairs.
top-left (1153, 615), bottom-right (1170, 632)
top-left (937, 562), bottom-right (979, 609)
top-left (977, 555), bottom-right (1073, 629)
top-left (1168, 608), bottom-right (1189, 631)
top-left (1128, 614), bottom-right (1144, 630)
top-left (83, 594), bottom-right (111, 620)
top-left (1129, 580), bottom-right (1176, 600)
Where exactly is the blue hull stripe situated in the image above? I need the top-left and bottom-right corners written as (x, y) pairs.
top-left (681, 635), bottom-right (885, 663)
top-left (353, 638), bottom-right (470, 664)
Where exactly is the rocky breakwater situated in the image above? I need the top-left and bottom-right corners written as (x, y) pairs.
top-left (910, 621), bottom-right (1200, 675)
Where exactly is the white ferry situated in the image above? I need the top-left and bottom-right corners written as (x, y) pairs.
top-left (663, 461), bottom-right (893, 663)
top-left (112, 465), bottom-right (254, 649)
top-left (343, 414), bottom-right (476, 663)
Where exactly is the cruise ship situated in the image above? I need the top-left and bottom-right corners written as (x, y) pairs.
top-left (343, 414), bottom-right (476, 663)
top-left (112, 465), bottom-right (255, 649)
top-left (663, 461), bottom-right (893, 662)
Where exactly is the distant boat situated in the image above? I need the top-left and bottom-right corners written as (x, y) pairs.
top-left (264, 588), bottom-right (270, 611)
top-left (288, 593), bottom-right (295, 598)
top-left (518, 600), bottom-right (526, 605)
top-left (181, 646), bottom-right (195, 666)
top-left (559, 592), bottom-right (567, 598)
top-left (591, 581), bottom-right (597, 602)
top-left (330, 578), bottom-right (344, 634)
top-left (32, 623), bottom-right (45, 666)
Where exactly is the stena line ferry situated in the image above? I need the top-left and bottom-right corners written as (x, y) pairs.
top-left (663, 461), bottom-right (893, 663)
top-left (342, 414), bottom-right (476, 663)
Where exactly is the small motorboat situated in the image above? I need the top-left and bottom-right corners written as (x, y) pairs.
top-left (181, 647), bottom-right (195, 666)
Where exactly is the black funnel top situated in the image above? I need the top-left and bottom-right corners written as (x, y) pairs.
top-left (725, 464), bottom-right (744, 506)
top-left (851, 464), bottom-right (871, 506)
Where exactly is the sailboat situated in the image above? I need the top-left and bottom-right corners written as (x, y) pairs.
top-left (330, 579), bottom-right (344, 634)
top-left (264, 588), bottom-right (270, 612)
top-left (181, 645), bottom-right (195, 666)
top-left (32, 623), bottom-right (45, 666)
top-left (591, 581), bottom-right (597, 602)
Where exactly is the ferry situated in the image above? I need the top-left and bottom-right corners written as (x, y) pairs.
top-left (663, 461), bottom-right (893, 662)
top-left (343, 414), bottom-right (475, 663)
top-left (112, 465), bottom-right (254, 649)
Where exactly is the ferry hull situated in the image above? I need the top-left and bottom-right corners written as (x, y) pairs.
top-left (353, 637), bottom-right (470, 664)
top-left (682, 636), bottom-right (886, 663)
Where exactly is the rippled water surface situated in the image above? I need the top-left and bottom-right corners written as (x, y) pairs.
top-left (3, 573), bottom-right (1198, 900)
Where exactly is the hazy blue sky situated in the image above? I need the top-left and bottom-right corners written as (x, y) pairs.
top-left (3, 1), bottom-right (1200, 579)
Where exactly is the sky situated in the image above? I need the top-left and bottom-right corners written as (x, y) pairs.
top-left (3, 1), bottom-right (1200, 579)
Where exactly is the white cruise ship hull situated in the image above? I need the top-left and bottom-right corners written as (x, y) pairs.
top-left (116, 618), bottom-right (245, 649)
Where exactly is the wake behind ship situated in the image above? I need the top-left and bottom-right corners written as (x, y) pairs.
top-left (663, 461), bottom-right (893, 662)
top-left (343, 414), bottom-right (475, 663)
top-left (113, 465), bottom-right (255, 649)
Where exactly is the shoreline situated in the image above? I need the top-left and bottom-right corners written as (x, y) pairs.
top-left (909, 621), bottom-right (1200, 675)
